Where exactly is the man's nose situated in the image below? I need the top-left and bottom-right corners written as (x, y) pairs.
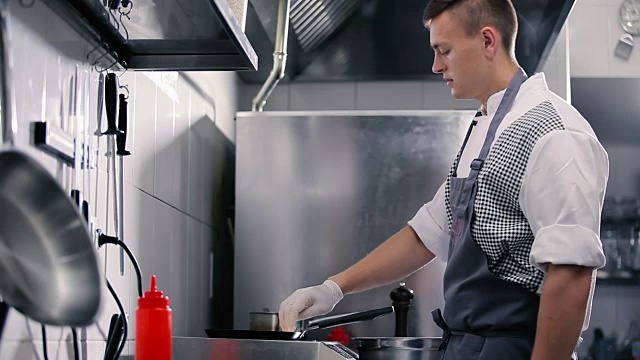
top-left (432, 53), bottom-right (445, 74)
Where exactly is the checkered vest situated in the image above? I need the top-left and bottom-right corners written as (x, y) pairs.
top-left (445, 100), bottom-right (566, 292)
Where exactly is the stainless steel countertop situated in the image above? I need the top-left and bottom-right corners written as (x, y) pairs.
top-left (172, 337), bottom-right (358, 360)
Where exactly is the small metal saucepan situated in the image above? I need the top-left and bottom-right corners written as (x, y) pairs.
top-left (249, 311), bottom-right (280, 331)
top-left (206, 306), bottom-right (394, 341)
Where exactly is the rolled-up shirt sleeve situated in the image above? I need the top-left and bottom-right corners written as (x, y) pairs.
top-left (521, 130), bottom-right (609, 271)
top-left (408, 181), bottom-right (450, 261)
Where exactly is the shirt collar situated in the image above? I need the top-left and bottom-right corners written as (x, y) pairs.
top-left (480, 72), bottom-right (548, 117)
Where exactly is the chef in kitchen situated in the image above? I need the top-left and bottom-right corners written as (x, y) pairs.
top-left (278, 0), bottom-right (609, 359)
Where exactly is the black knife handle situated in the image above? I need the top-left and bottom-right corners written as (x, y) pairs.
top-left (71, 189), bottom-right (81, 207)
top-left (116, 93), bottom-right (130, 156)
top-left (103, 73), bottom-right (122, 136)
top-left (82, 200), bottom-right (90, 224)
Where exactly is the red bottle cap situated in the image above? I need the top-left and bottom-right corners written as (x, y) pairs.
top-left (138, 275), bottom-right (170, 308)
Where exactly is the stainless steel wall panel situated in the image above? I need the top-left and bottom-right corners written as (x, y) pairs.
top-left (235, 110), bottom-right (475, 338)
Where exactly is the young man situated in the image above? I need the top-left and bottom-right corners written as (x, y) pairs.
top-left (278, 0), bottom-right (609, 359)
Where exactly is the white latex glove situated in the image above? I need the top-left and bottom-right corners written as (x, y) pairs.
top-left (278, 280), bottom-right (344, 332)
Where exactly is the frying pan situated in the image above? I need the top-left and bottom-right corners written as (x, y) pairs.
top-left (0, 1), bottom-right (101, 332)
top-left (206, 306), bottom-right (394, 341)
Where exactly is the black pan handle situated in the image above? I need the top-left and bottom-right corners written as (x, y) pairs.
top-left (103, 73), bottom-right (122, 136)
top-left (307, 306), bottom-right (394, 330)
top-left (116, 94), bottom-right (130, 156)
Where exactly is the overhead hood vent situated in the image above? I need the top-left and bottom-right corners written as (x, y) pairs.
top-left (41, 0), bottom-right (257, 71)
top-left (240, 0), bottom-right (575, 83)
top-left (290, 0), bottom-right (363, 53)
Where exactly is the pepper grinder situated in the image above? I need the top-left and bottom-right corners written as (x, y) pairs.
top-left (390, 282), bottom-right (414, 337)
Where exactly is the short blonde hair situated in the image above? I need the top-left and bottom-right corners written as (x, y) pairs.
top-left (423, 0), bottom-right (518, 54)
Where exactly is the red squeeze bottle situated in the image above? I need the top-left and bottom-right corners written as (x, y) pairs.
top-left (327, 326), bottom-right (349, 346)
top-left (135, 275), bottom-right (172, 360)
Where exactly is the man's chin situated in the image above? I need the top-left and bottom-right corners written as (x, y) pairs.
top-left (450, 89), bottom-right (463, 99)
top-left (450, 89), bottom-right (472, 100)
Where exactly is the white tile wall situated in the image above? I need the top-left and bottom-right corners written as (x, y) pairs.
top-left (131, 73), bottom-right (157, 195)
top-left (289, 82), bottom-right (357, 111)
top-left (0, 339), bottom-right (107, 360)
top-left (174, 77), bottom-right (191, 213)
top-left (120, 71), bottom-right (136, 185)
top-left (186, 217), bottom-right (204, 337)
top-left (152, 200), bottom-right (174, 298)
top-left (1, 1), bottom-right (237, 359)
top-left (170, 211), bottom-right (190, 337)
top-left (356, 81), bottom-right (423, 110)
top-left (201, 225), bottom-right (214, 335)
top-left (154, 86), bottom-right (176, 206)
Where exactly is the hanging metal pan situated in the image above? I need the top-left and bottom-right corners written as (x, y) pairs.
top-left (0, 2), bottom-right (101, 328)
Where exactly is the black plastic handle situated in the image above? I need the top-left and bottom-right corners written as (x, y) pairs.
top-left (71, 189), bottom-right (81, 207)
top-left (116, 93), bottom-right (130, 156)
top-left (307, 306), bottom-right (394, 330)
top-left (82, 200), bottom-right (89, 224)
top-left (103, 73), bottom-right (122, 136)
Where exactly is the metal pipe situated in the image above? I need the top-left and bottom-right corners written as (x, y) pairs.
top-left (251, 0), bottom-right (291, 112)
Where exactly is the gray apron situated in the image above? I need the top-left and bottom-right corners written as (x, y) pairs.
top-left (431, 69), bottom-right (543, 360)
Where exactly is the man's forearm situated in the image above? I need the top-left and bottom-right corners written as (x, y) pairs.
top-left (531, 264), bottom-right (593, 360)
top-left (329, 226), bottom-right (435, 295)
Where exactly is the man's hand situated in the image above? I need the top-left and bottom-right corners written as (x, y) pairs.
top-left (278, 280), bottom-right (344, 332)
top-left (278, 226), bottom-right (435, 331)
top-left (531, 264), bottom-right (594, 360)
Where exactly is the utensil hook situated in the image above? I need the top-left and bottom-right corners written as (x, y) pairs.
top-left (91, 49), bottom-right (112, 72)
top-left (86, 41), bottom-right (108, 66)
top-left (96, 51), bottom-right (120, 74)
top-left (118, 2), bottom-right (132, 44)
top-left (117, 61), bottom-right (129, 99)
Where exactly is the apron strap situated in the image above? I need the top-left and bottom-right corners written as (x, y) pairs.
top-left (431, 308), bottom-right (451, 351)
top-left (472, 68), bottom-right (528, 175)
top-left (452, 118), bottom-right (479, 177)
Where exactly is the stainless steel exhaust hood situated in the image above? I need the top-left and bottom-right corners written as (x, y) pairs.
top-left (239, 0), bottom-right (575, 83)
top-left (41, 0), bottom-right (258, 71)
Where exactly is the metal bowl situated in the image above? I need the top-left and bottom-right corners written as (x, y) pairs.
top-left (353, 337), bottom-right (442, 360)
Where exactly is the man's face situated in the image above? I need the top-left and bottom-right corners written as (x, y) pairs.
top-left (429, 11), bottom-right (487, 100)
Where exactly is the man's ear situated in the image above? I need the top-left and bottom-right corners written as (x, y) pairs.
top-left (481, 26), bottom-right (499, 59)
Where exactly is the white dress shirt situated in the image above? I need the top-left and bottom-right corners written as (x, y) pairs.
top-left (408, 72), bottom-right (609, 338)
